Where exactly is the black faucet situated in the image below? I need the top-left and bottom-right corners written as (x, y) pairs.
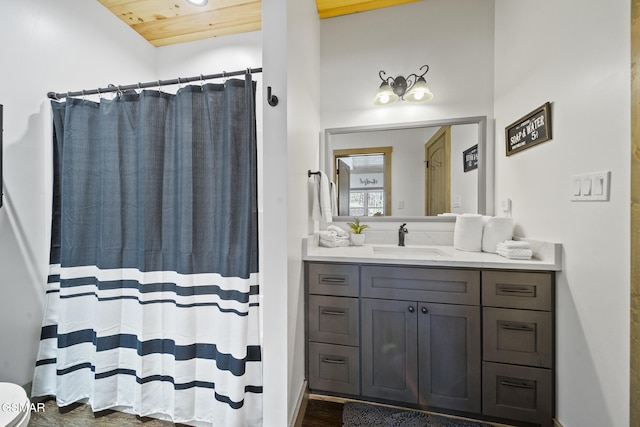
top-left (398, 223), bottom-right (408, 246)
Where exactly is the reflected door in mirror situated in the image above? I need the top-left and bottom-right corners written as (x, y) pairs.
top-left (337, 159), bottom-right (351, 216)
top-left (425, 126), bottom-right (451, 215)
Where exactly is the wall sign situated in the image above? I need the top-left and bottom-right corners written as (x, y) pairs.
top-left (463, 144), bottom-right (478, 172)
top-left (350, 173), bottom-right (384, 189)
top-left (505, 102), bottom-right (552, 156)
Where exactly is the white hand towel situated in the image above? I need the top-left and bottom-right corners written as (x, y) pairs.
top-left (482, 217), bottom-right (514, 253)
top-left (312, 171), bottom-right (333, 223)
top-left (453, 214), bottom-right (484, 252)
top-left (496, 240), bottom-right (531, 250)
top-left (496, 248), bottom-right (533, 259)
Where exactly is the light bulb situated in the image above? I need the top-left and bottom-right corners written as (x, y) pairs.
top-left (186, 0), bottom-right (208, 6)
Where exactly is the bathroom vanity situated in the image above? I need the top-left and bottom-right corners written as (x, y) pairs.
top-left (303, 238), bottom-right (561, 427)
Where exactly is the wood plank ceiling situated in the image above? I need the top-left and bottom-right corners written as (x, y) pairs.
top-left (97, 0), bottom-right (420, 47)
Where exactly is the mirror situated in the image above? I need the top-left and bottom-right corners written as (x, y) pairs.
top-left (323, 116), bottom-right (488, 219)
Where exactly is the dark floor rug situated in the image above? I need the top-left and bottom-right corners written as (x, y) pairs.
top-left (342, 402), bottom-right (495, 427)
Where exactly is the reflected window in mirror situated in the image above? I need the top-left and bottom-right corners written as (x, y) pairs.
top-left (334, 147), bottom-right (392, 216)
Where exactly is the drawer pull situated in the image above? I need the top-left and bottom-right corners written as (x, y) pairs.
top-left (497, 285), bottom-right (535, 295)
top-left (501, 323), bottom-right (535, 332)
top-left (319, 276), bottom-right (347, 285)
top-left (500, 380), bottom-right (535, 390)
top-left (321, 357), bottom-right (346, 365)
top-left (421, 307), bottom-right (428, 314)
top-left (320, 309), bottom-right (346, 316)
top-left (408, 306), bottom-right (415, 313)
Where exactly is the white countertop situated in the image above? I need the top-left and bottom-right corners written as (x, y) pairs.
top-left (302, 236), bottom-right (562, 271)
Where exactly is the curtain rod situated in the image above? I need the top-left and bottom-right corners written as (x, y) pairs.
top-left (47, 67), bottom-right (263, 100)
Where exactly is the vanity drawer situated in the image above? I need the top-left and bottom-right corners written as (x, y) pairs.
top-left (308, 342), bottom-right (360, 395)
top-left (483, 307), bottom-right (552, 368)
top-left (308, 263), bottom-right (359, 297)
top-left (361, 266), bottom-right (480, 305)
top-left (309, 295), bottom-right (359, 346)
top-left (482, 362), bottom-right (553, 427)
top-left (482, 271), bottom-right (552, 311)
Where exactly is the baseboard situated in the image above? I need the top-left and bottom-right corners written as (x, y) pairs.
top-left (553, 419), bottom-right (564, 427)
top-left (290, 380), bottom-right (308, 427)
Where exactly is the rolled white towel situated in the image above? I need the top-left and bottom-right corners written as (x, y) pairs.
top-left (326, 225), bottom-right (349, 237)
top-left (453, 214), bottom-right (484, 252)
top-left (482, 217), bottom-right (514, 253)
top-left (318, 230), bottom-right (350, 247)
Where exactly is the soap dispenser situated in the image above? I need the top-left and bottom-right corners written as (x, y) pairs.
top-left (398, 223), bottom-right (408, 246)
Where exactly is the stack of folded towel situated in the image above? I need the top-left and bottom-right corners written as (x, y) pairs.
top-left (318, 225), bottom-right (350, 248)
top-left (496, 240), bottom-right (533, 260)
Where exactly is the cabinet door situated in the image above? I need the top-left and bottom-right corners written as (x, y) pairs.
top-left (418, 302), bottom-right (481, 413)
top-left (361, 298), bottom-right (418, 403)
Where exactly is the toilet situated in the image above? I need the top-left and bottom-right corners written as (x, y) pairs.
top-left (0, 383), bottom-right (31, 427)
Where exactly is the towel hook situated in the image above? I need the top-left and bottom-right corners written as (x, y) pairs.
top-left (267, 86), bottom-right (279, 107)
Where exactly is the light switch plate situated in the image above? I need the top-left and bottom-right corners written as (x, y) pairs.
top-left (570, 171), bottom-right (610, 201)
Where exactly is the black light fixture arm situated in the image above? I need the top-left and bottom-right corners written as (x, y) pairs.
top-left (378, 64), bottom-right (430, 98)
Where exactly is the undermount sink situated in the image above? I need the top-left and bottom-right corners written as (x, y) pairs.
top-left (372, 246), bottom-right (448, 257)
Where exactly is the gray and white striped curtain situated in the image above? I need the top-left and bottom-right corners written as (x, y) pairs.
top-left (32, 74), bottom-right (262, 426)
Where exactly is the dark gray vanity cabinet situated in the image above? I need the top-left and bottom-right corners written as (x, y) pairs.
top-left (305, 261), bottom-right (556, 427)
top-left (360, 266), bottom-right (481, 413)
top-left (481, 270), bottom-right (555, 427)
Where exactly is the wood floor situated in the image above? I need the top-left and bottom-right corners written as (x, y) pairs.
top-left (28, 396), bottom-right (344, 426)
top-left (300, 398), bottom-right (344, 426)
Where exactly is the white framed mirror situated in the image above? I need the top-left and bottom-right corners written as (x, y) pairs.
top-left (322, 116), bottom-right (490, 221)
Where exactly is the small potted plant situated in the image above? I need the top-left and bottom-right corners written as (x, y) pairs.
top-left (347, 217), bottom-right (370, 246)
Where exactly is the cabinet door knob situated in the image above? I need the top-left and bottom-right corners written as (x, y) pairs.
top-left (408, 306), bottom-right (415, 313)
top-left (421, 307), bottom-right (428, 314)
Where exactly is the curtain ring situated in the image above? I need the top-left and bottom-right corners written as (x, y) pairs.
top-left (67, 91), bottom-right (71, 99)
top-left (97, 87), bottom-right (101, 98)
top-left (157, 80), bottom-right (162, 93)
top-left (81, 90), bottom-right (86, 100)
top-left (137, 82), bottom-right (142, 93)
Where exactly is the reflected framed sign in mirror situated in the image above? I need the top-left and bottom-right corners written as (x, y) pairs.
top-left (322, 116), bottom-right (490, 220)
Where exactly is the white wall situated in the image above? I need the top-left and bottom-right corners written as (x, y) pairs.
top-left (262, 0), bottom-right (320, 425)
top-left (494, 1), bottom-right (630, 426)
top-left (320, 0), bottom-right (495, 129)
top-left (286, 0), bottom-right (321, 423)
top-left (0, 0), bottom-right (156, 386)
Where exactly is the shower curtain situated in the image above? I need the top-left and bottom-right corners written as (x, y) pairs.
top-left (32, 74), bottom-right (262, 426)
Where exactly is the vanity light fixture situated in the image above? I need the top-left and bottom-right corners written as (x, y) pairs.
top-left (186, 0), bottom-right (208, 6)
top-left (373, 64), bottom-right (433, 106)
